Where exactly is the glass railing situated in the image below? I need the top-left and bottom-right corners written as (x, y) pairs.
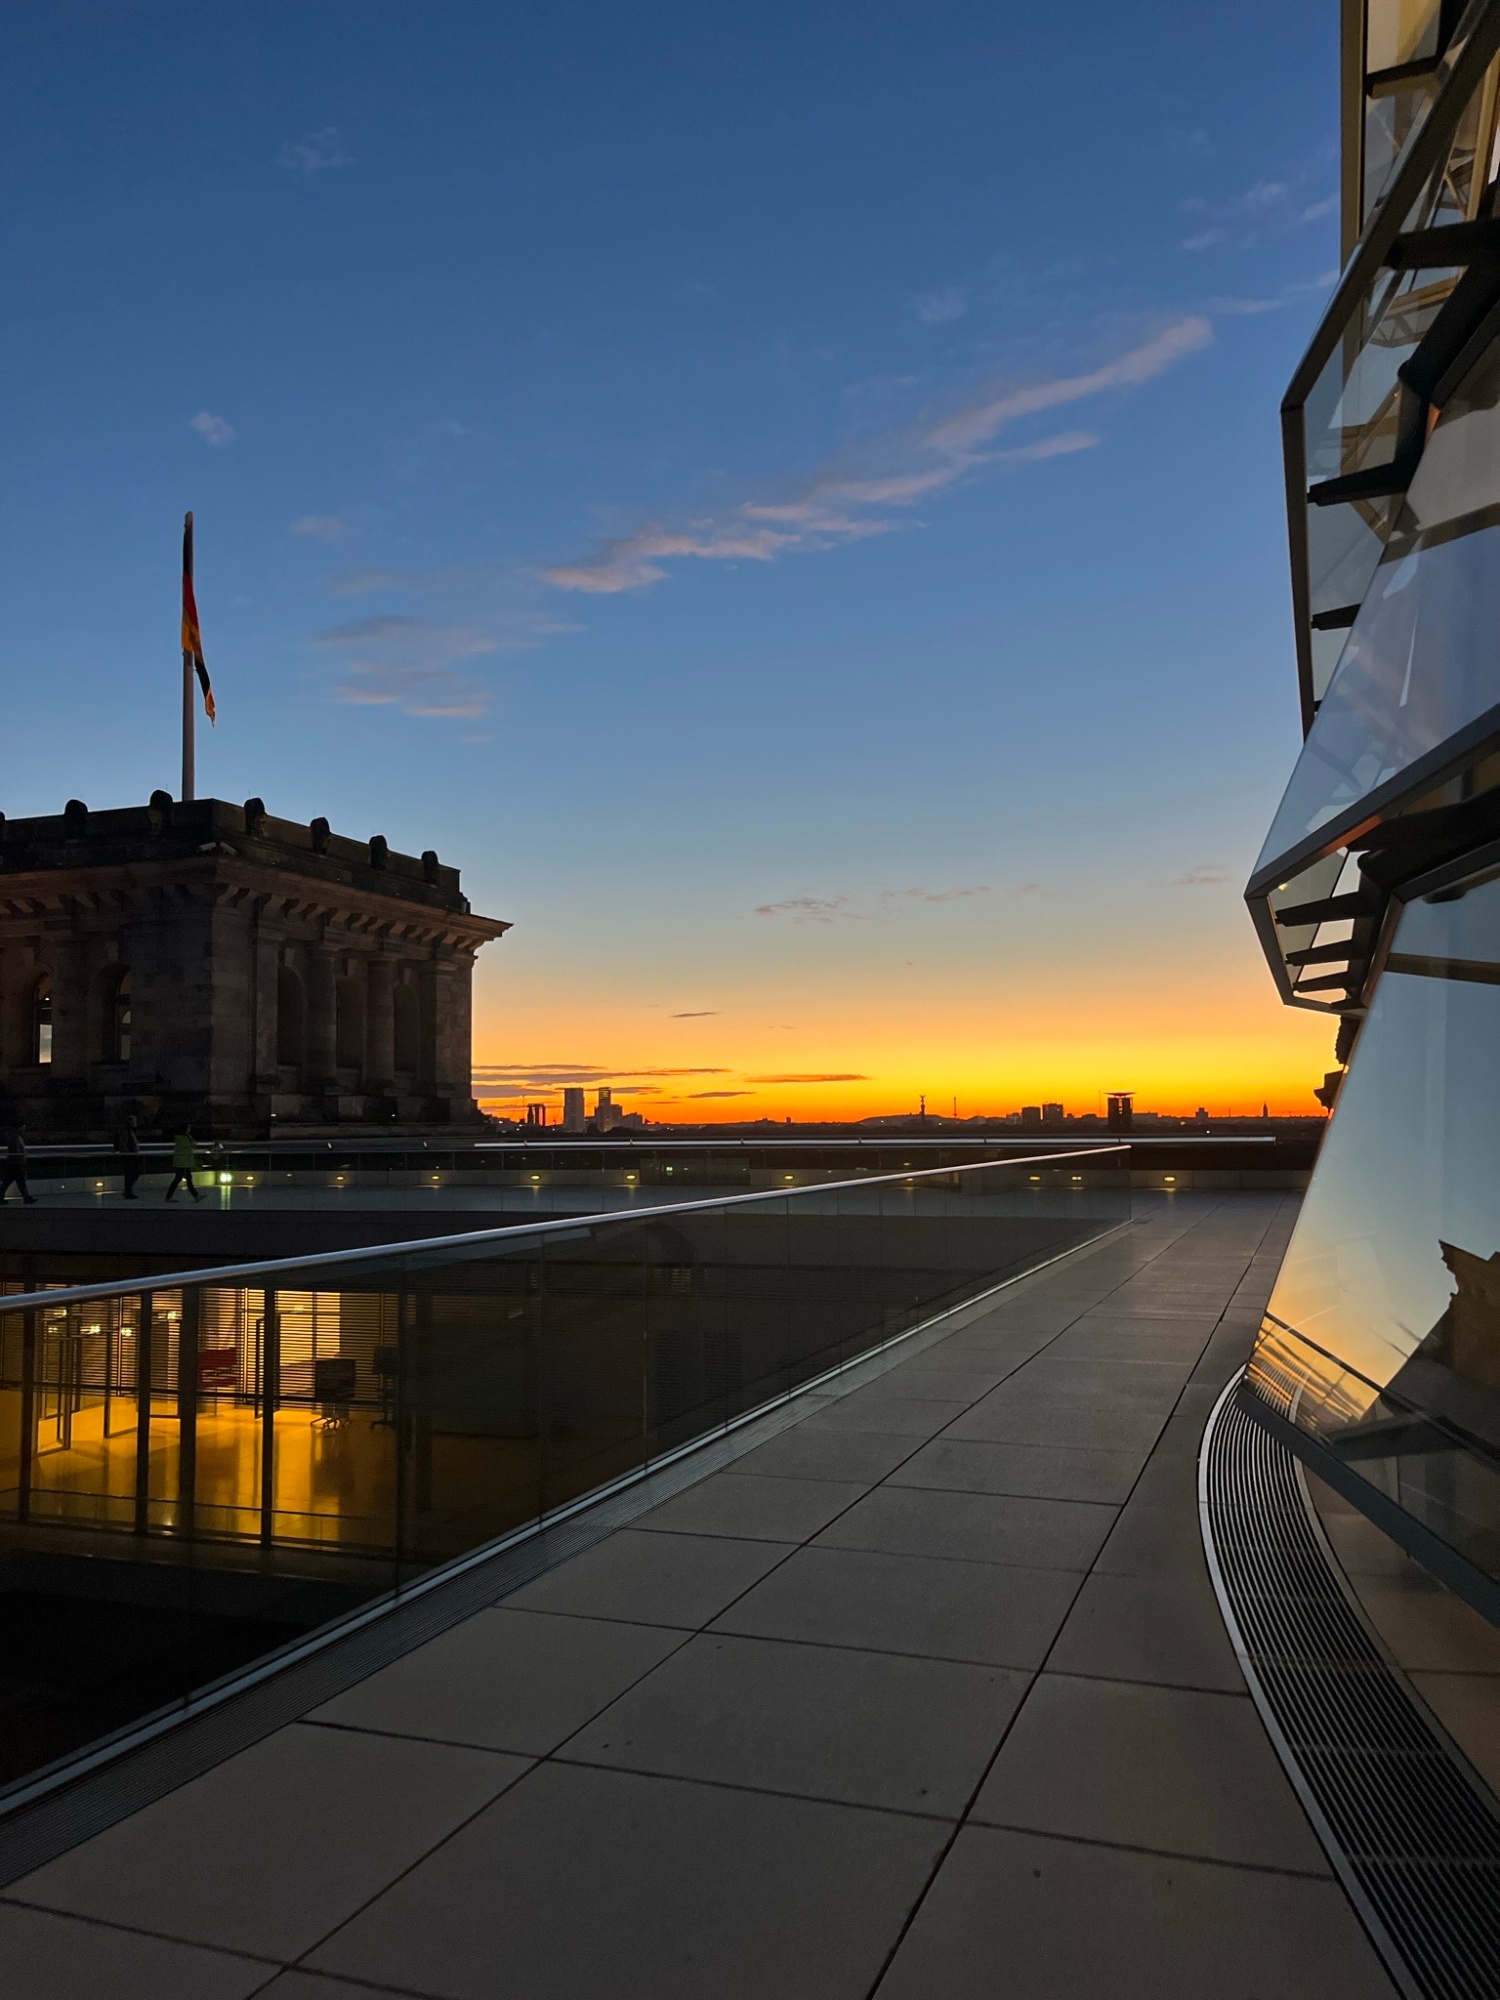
top-left (0, 1145), bottom-right (1128, 1799)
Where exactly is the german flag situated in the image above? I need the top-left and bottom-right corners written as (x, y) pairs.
top-left (181, 511), bottom-right (216, 724)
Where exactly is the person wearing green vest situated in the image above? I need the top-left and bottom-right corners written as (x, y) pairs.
top-left (164, 1127), bottom-right (204, 1204)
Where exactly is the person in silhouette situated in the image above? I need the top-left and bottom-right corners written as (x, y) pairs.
top-left (1, 1126), bottom-right (37, 1205)
top-left (164, 1127), bottom-right (204, 1203)
top-left (117, 1114), bottom-right (142, 1199)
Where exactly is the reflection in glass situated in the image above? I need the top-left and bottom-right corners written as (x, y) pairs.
top-left (1261, 337), bottom-right (1500, 875)
top-left (1245, 872), bottom-right (1500, 1586)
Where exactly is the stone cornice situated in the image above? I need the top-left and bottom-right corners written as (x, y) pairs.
top-left (0, 854), bottom-right (510, 954)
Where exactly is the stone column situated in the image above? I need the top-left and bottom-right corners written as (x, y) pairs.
top-left (306, 946), bottom-right (337, 1089)
top-left (250, 904), bottom-right (281, 1089)
top-left (366, 958), bottom-right (395, 1095)
top-left (49, 938), bottom-right (89, 1080)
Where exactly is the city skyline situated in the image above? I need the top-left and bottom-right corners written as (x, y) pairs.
top-left (2, 2), bottom-right (1339, 1120)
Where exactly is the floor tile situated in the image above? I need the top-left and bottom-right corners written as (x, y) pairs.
top-left (877, 1363), bottom-right (1012, 1401)
top-left (876, 1826), bottom-right (1395, 2000)
top-left (310, 1607), bottom-right (684, 1755)
top-left (972, 1673), bottom-right (1327, 1871)
top-left (944, 1396), bottom-right (1166, 1454)
top-left (561, 1630), bottom-right (1027, 1815)
top-left (254, 1975), bottom-right (399, 1999)
top-left (501, 1528), bottom-right (793, 1628)
top-left (1094, 1497), bottom-right (1210, 1577)
top-left (798, 1395), bottom-right (970, 1436)
top-left (1046, 1570), bottom-right (1244, 1691)
top-left (1012, 1358), bottom-right (1190, 1409)
top-left (711, 1540), bottom-right (1080, 1667)
top-left (310, 1762), bottom-right (946, 2000)
top-left (632, 1471), bottom-right (869, 1543)
top-left (729, 1426), bottom-right (919, 1484)
top-left (11, 1724), bottom-right (527, 1962)
top-left (814, 1484), bottom-right (1116, 1571)
top-left (0, 1903), bottom-right (270, 2000)
top-left (1047, 1325), bottom-right (1214, 1362)
top-left (887, 1437), bottom-right (1145, 1505)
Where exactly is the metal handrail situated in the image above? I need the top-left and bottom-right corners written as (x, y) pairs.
top-left (0, 1143), bottom-right (1129, 1317)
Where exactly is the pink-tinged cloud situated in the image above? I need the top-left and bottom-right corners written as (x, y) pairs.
top-left (542, 318), bottom-right (1209, 596)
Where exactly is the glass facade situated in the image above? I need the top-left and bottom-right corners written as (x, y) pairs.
top-left (1244, 0), bottom-right (1500, 1623)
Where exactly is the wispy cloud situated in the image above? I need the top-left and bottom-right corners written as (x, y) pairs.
top-left (1179, 174), bottom-right (1337, 250)
top-left (745, 1073), bottom-right (869, 1084)
top-left (191, 411), bottom-right (235, 447)
top-left (1173, 865), bottom-right (1228, 886)
top-left (277, 127), bottom-right (352, 176)
top-left (913, 285), bottom-right (967, 325)
top-left (319, 614), bottom-right (498, 719)
top-left (542, 318), bottom-right (1210, 597)
top-left (473, 1063), bottom-right (730, 1088)
top-left (290, 514), bottom-right (347, 542)
top-left (759, 884), bottom-right (997, 922)
top-left (689, 1089), bottom-right (752, 1099)
top-left (1208, 273), bottom-right (1338, 317)
top-left (755, 896), bottom-right (860, 924)
top-left (671, 1010), bottom-right (718, 1018)
top-left (878, 886), bottom-right (991, 905)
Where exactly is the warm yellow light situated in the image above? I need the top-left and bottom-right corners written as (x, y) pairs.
top-left (530, 1174), bottom-right (541, 1182)
top-left (1029, 1175), bottom-right (1041, 1183)
top-left (218, 1171), bottom-right (232, 1185)
top-left (1164, 1175), bottom-right (1176, 1184)
top-left (1071, 1175), bottom-right (1082, 1183)
top-left (95, 1181), bottom-right (104, 1190)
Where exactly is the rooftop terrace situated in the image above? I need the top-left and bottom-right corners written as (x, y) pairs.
top-left (0, 1190), bottom-right (1491, 1997)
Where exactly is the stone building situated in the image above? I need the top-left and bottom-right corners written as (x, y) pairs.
top-left (0, 794), bottom-right (510, 1138)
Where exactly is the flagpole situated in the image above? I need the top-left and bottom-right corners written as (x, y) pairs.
top-left (182, 645), bottom-right (195, 802)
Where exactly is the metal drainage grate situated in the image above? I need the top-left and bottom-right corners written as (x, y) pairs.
top-left (1201, 1374), bottom-right (1500, 2000)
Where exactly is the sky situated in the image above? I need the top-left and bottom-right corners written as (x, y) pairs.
top-left (1, 2), bottom-right (1343, 1122)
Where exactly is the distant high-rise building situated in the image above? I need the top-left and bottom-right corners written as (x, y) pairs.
top-left (1041, 1102), bottom-right (1064, 1127)
top-left (525, 1102), bottom-right (547, 1127)
top-left (1107, 1092), bottom-right (1134, 1133)
top-left (562, 1086), bottom-right (586, 1133)
top-left (595, 1087), bottom-right (621, 1133)
top-left (1020, 1106), bottom-right (1042, 1128)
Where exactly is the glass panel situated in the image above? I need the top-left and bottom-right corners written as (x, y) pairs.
top-left (0, 1150), bottom-right (1130, 1793)
top-left (1262, 332), bottom-right (1500, 874)
top-left (1245, 872), bottom-right (1500, 1585)
top-left (1365, 0), bottom-right (1442, 74)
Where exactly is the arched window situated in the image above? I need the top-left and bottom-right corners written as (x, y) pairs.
top-left (277, 967), bottom-right (305, 1066)
top-left (31, 975), bottom-right (53, 1066)
top-left (105, 968), bottom-right (131, 1063)
top-left (393, 981), bottom-right (420, 1074)
top-left (335, 975), bottom-right (365, 1073)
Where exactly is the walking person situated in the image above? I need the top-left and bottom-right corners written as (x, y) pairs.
top-left (117, 1114), bottom-right (142, 1199)
top-left (1, 1126), bottom-right (38, 1205)
top-left (164, 1127), bottom-right (204, 1203)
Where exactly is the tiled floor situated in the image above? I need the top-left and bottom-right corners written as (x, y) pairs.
top-left (0, 1192), bottom-right (1404, 1998)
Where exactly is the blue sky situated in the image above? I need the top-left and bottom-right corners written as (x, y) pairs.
top-left (1, 3), bottom-right (1343, 1116)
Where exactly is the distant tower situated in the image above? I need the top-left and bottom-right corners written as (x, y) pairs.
top-left (562, 1086), bottom-right (586, 1133)
top-left (1261, 1101), bottom-right (1269, 1119)
top-left (1107, 1091), bottom-right (1134, 1133)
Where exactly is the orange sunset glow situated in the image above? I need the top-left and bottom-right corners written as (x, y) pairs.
top-left (473, 928), bottom-right (1335, 1124)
